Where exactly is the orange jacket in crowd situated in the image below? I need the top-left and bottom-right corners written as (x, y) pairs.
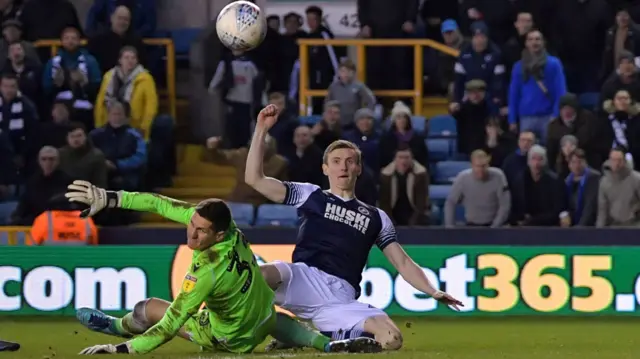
top-left (28, 211), bottom-right (98, 246)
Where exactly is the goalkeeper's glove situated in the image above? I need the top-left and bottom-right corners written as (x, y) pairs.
top-left (65, 180), bottom-right (121, 218)
top-left (79, 342), bottom-right (132, 355)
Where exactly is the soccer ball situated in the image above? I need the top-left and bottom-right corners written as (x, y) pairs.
top-left (216, 1), bottom-right (267, 51)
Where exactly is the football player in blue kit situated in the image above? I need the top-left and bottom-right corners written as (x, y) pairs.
top-left (245, 105), bottom-right (463, 351)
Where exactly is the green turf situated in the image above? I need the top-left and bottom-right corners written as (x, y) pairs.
top-left (1, 317), bottom-right (640, 359)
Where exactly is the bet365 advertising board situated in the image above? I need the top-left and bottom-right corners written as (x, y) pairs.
top-left (2, 245), bottom-right (640, 316)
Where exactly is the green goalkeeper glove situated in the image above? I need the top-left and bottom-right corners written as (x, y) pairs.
top-left (65, 180), bottom-right (121, 218)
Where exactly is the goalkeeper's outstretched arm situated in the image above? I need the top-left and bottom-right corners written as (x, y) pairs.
top-left (118, 192), bottom-right (195, 225)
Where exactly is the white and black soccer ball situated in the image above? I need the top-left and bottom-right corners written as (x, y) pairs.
top-left (216, 1), bottom-right (267, 51)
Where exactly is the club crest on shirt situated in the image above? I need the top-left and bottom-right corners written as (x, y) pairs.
top-left (182, 274), bottom-right (198, 293)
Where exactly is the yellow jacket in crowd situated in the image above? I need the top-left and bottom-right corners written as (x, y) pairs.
top-left (94, 69), bottom-right (158, 140)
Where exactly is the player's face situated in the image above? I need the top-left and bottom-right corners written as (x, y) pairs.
top-left (188, 212), bottom-right (218, 250)
top-left (323, 148), bottom-right (361, 190)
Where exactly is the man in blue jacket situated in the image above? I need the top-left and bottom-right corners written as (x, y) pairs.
top-left (451, 21), bottom-right (506, 114)
top-left (508, 29), bottom-right (567, 144)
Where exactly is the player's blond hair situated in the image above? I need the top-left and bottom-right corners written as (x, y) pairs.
top-left (323, 140), bottom-right (362, 165)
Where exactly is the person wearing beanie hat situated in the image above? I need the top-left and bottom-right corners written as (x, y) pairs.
top-left (451, 20), bottom-right (505, 115)
top-left (546, 92), bottom-right (599, 168)
top-left (601, 49), bottom-right (640, 105)
top-left (342, 108), bottom-right (381, 173)
top-left (379, 101), bottom-right (428, 167)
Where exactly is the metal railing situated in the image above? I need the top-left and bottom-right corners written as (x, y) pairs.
top-left (297, 38), bottom-right (460, 116)
top-left (1, 226), bottom-right (31, 245)
top-left (34, 38), bottom-right (177, 119)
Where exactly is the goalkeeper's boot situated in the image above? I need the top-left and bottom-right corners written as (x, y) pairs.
top-left (325, 337), bottom-right (383, 353)
top-left (76, 308), bottom-right (132, 338)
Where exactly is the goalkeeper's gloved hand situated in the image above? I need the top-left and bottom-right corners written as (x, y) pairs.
top-left (65, 180), bottom-right (121, 218)
top-left (78, 342), bottom-right (132, 355)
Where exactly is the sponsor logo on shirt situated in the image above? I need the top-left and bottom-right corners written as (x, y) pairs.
top-left (324, 203), bottom-right (371, 234)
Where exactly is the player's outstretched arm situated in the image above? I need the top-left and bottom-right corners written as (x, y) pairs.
top-left (244, 104), bottom-right (287, 203)
top-left (66, 180), bottom-right (195, 225)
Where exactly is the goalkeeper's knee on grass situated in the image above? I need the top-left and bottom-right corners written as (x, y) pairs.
top-left (120, 299), bottom-right (153, 335)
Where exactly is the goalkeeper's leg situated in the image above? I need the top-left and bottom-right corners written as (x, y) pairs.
top-left (77, 298), bottom-right (171, 338)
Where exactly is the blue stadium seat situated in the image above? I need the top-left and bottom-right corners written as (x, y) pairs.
top-left (299, 115), bottom-right (321, 125)
top-left (171, 28), bottom-right (202, 55)
top-left (227, 202), bottom-right (255, 227)
top-left (429, 185), bottom-right (452, 205)
top-left (578, 92), bottom-right (599, 111)
top-left (433, 161), bottom-right (471, 184)
top-left (428, 115), bottom-right (457, 138)
top-left (426, 138), bottom-right (451, 162)
top-left (255, 204), bottom-right (299, 227)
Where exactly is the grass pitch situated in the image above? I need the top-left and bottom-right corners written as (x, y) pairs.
top-left (1, 317), bottom-right (639, 359)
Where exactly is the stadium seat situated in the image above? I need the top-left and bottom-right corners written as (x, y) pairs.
top-left (433, 161), bottom-right (471, 184)
top-left (227, 202), bottom-right (255, 227)
top-left (426, 138), bottom-right (451, 162)
top-left (255, 204), bottom-right (299, 227)
top-left (429, 185), bottom-right (452, 205)
top-left (428, 115), bottom-right (457, 137)
top-left (171, 28), bottom-right (202, 56)
top-left (299, 115), bottom-right (321, 125)
top-left (578, 92), bottom-right (599, 111)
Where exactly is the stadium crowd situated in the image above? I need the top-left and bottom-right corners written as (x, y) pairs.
top-left (3, 0), bottom-right (640, 239)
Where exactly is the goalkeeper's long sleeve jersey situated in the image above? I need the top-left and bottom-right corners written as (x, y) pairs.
top-left (119, 191), bottom-right (196, 225)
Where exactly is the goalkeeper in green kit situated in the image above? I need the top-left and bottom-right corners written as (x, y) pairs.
top-left (65, 180), bottom-right (381, 355)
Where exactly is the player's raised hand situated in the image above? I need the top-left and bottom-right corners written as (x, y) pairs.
top-left (433, 291), bottom-right (464, 311)
top-left (256, 104), bottom-right (279, 130)
top-left (65, 180), bottom-right (121, 218)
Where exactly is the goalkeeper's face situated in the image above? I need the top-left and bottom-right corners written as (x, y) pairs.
top-left (187, 212), bottom-right (224, 250)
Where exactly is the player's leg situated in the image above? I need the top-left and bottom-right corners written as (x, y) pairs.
top-left (362, 315), bottom-right (403, 350)
top-left (259, 263), bottom-right (283, 290)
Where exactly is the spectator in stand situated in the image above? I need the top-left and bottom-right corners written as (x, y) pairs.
top-left (451, 21), bottom-right (506, 115)
top-left (0, 131), bottom-right (18, 224)
top-left (426, 19), bottom-right (469, 97)
top-left (458, 0), bottom-right (517, 46)
top-left (546, 93), bottom-right (600, 168)
top-left (600, 89), bottom-right (640, 170)
top-left (510, 145), bottom-right (566, 226)
top-left (343, 108), bottom-right (381, 174)
top-left (379, 146), bottom-right (429, 226)
top-left (267, 15), bottom-right (280, 32)
top-left (554, 134), bottom-right (578, 179)
top-left (95, 46), bottom-right (157, 140)
top-left (91, 101), bottom-right (146, 191)
top-left (10, 146), bottom-right (71, 225)
top-left (286, 125), bottom-right (324, 186)
top-left (0, 72), bottom-right (37, 175)
top-left (502, 130), bottom-right (536, 188)
top-left (597, 147), bottom-right (640, 227)
top-left (552, 0), bottom-right (611, 93)
top-left (0, 0), bottom-right (21, 25)
top-left (310, 100), bottom-right (341, 152)
top-left (304, 6), bottom-right (341, 114)
top-left (58, 122), bottom-right (108, 189)
top-left (43, 27), bottom-right (102, 131)
top-left (600, 7), bottom-right (640, 85)
top-left (19, 0), bottom-right (81, 42)
top-left (3, 41), bottom-right (41, 103)
top-left (380, 101), bottom-right (428, 167)
top-left (600, 51), bottom-right (640, 104)
top-left (280, 12), bottom-right (306, 95)
top-left (454, 79), bottom-right (493, 156)
top-left (508, 29), bottom-right (566, 143)
top-left (503, 12), bottom-right (534, 76)
top-left (356, 0), bottom-right (418, 90)
top-left (266, 92), bottom-right (297, 155)
top-left (0, 20), bottom-right (39, 69)
top-left (482, 116), bottom-right (517, 168)
top-left (87, 6), bottom-right (146, 74)
top-left (325, 59), bottom-right (376, 130)
top-left (85, 0), bottom-right (156, 37)
top-left (419, 0), bottom-right (459, 43)
top-left (39, 100), bottom-right (72, 148)
top-left (564, 149), bottom-right (601, 227)
top-left (204, 135), bottom-right (288, 206)
top-left (445, 149), bottom-right (510, 227)
top-left (209, 49), bottom-right (261, 149)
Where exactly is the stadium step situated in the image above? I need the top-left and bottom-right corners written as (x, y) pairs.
top-left (172, 176), bottom-right (236, 188)
top-left (422, 97), bottom-right (449, 119)
top-left (160, 187), bottom-right (232, 198)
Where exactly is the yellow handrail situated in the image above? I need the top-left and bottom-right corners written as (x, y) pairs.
top-left (34, 38), bottom-right (177, 119)
top-left (297, 38), bottom-right (460, 116)
top-left (1, 226), bottom-right (31, 245)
